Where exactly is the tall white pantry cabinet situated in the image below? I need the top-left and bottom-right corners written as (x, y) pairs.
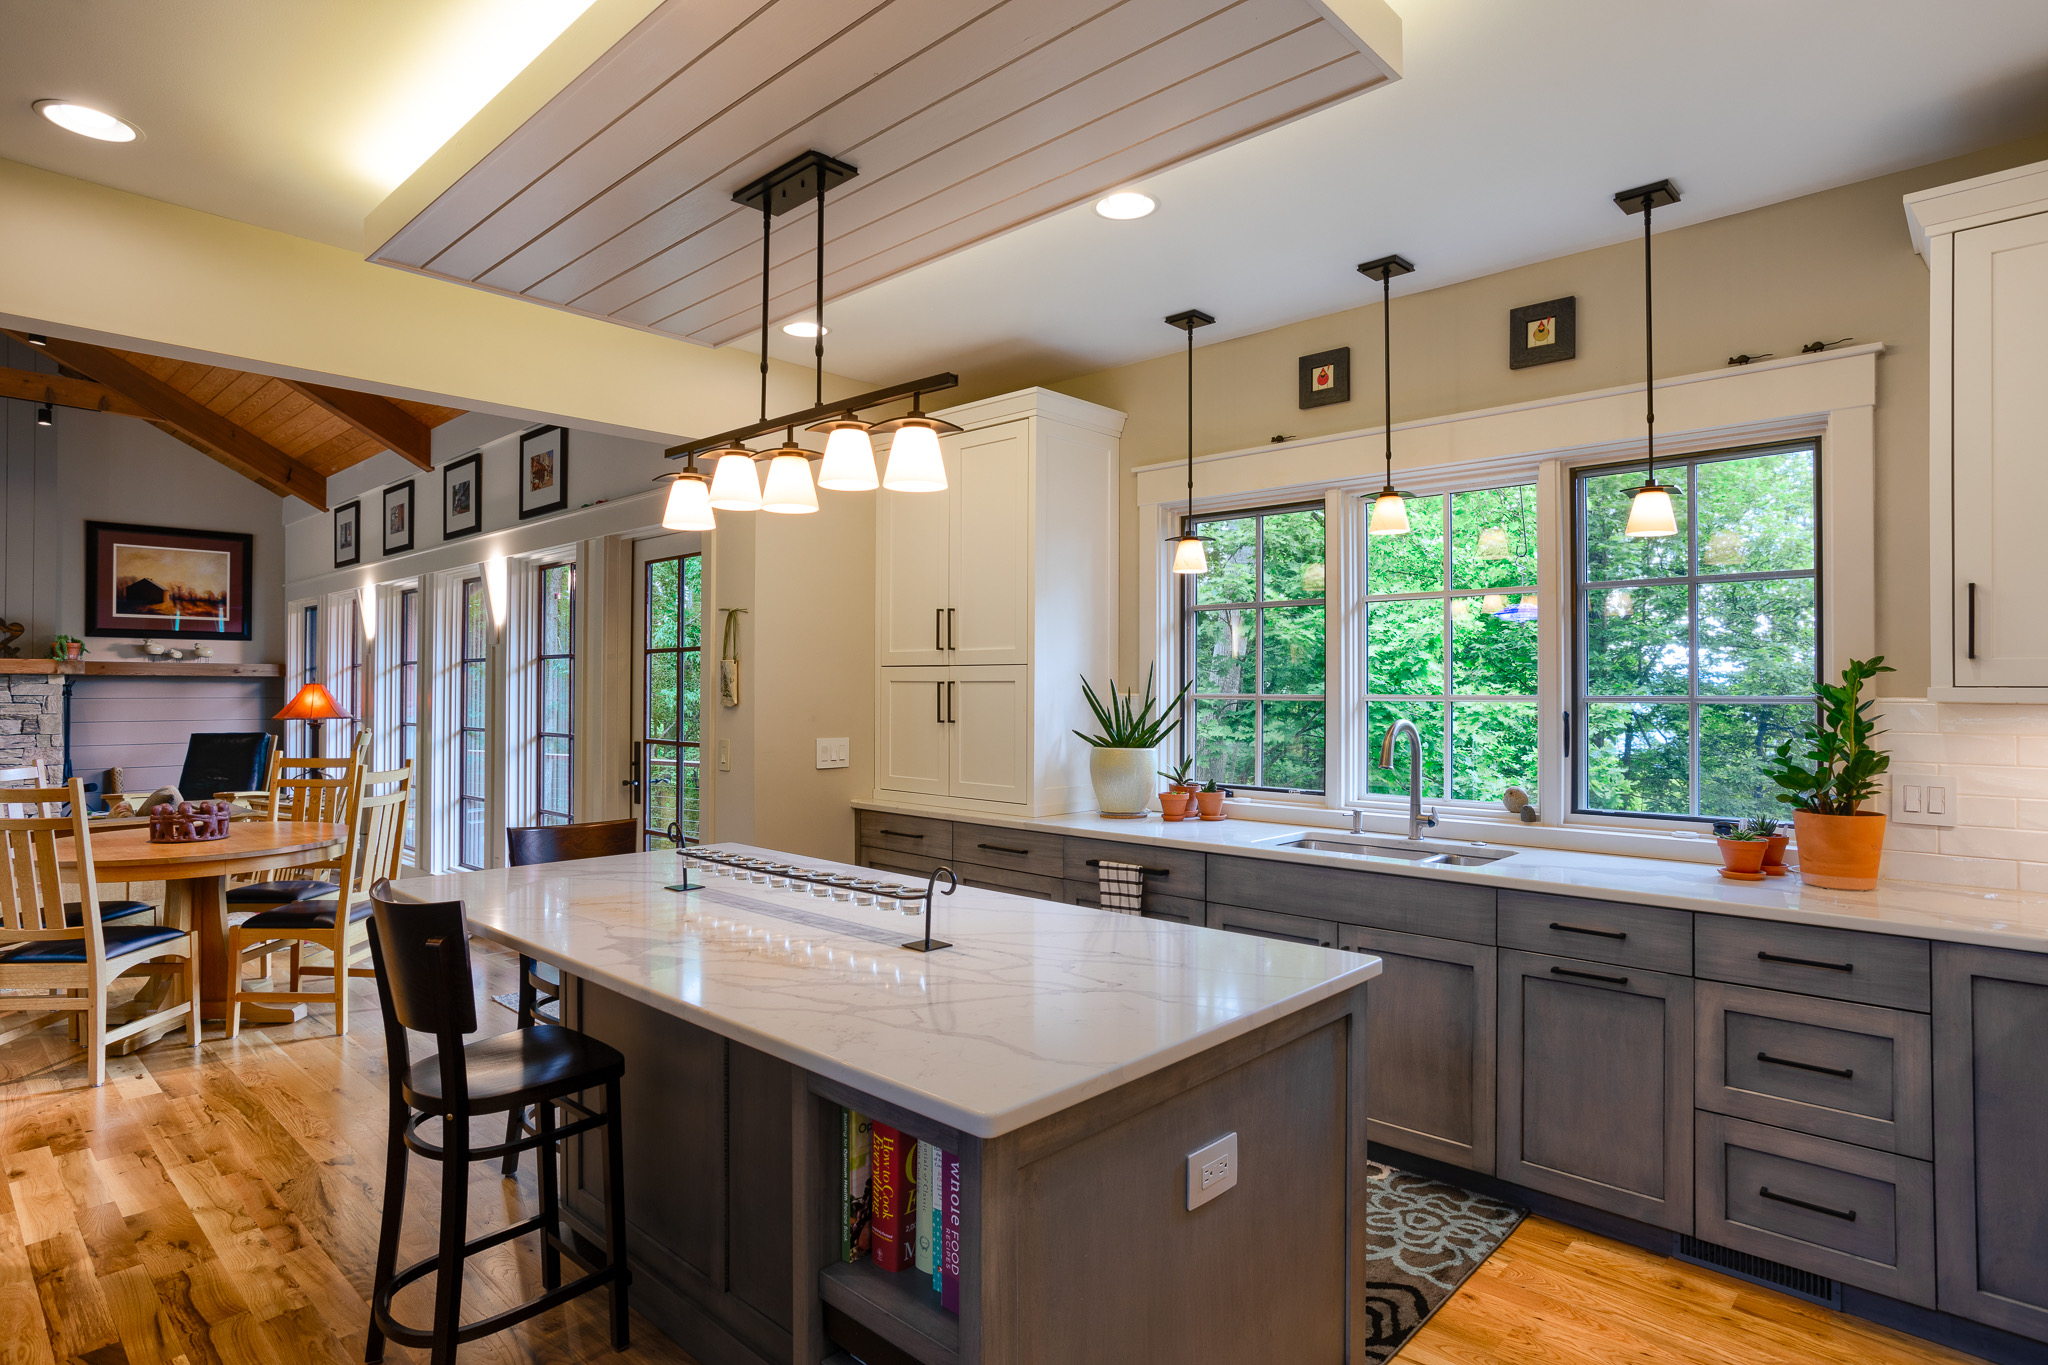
top-left (1909, 159), bottom-right (2048, 696)
top-left (873, 388), bottom-right (1121, 815)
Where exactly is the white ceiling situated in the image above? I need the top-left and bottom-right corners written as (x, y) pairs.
top-left (6, 0), bottom-right (2048, 395)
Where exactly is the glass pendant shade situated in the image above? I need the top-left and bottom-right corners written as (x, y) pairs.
top-left (1368, 490), bottom-right (1411, 536)
top-left (661, 473), bottom-right (716, 530)
top-left (708, 451), bottom-right (763, 510)
top-left (882, 424), bottom-right (948, 492)
top-left (816, 424), bottom-right (879, 491)
top-left (761, 451), bottom-right (820, 513)
top-left (1605, 588), bottom-right (1634, 618)
top-left (1481, 593), bottom-right (1508, 614)
top-left (1703, 529), bottom-right (1744, 566)
top-left (1625, 484), bottom-right (1679, 538)
top-left (1171, 536), bottom-right (1208, 574)
top-left (1476, 526), bottom-right (1512, 558)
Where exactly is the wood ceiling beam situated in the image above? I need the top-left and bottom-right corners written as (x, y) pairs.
top-left (0, 366), bottom-right (154, 417)
top-left (10, 333), bottom-right (328, 509)
top-left (281, 380), bottom-right (434, 471)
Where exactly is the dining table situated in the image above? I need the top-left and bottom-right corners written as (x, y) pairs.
top-left (59, 821), bottom-right (347, 1027)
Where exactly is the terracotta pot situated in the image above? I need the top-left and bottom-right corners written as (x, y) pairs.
top-left (1761, 833), bottom-right (1790, 875)
top-left (1158, 790), bottom-right (1192, 820)
top-left (1195, 790), bottom-right (1226, 820)
top-left (1716, 838), bottom-right (1769, 874)
top-left (1088, 747), bottom-right (1155, 818)
top-left (63, 642), bottom-right (82, 660)
top-left (1792, 810), bottom-right (1888, 891)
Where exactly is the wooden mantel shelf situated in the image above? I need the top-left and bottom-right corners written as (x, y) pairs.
top-left (0, 659), bottom-right (283, 678)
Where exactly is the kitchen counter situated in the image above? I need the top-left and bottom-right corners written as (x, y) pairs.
top-left (855, 799), bottom-right (2048, 952)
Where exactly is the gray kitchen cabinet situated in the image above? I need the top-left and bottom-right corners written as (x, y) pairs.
top-left (1340, 925), bottom-right (1496, 1174)
top-left (1059, 879), bottom-right (1204, 924)
top-left (1498, 949), bottom-right (1694, 1231)
top-left (1207, 901), bottom-right (1340, 947)
top-left (1206, 854), bottom-right (1495, 943)
top-left (1497, 890), bottom-right (1692, 975)
top-left (1933, 943), bottom-right (2048, 1339)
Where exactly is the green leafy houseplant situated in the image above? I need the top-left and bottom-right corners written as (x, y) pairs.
top-left (1767, 657), bottom-right (1894, 816)
top-left (1074, 667), bottom-right (1189, 750)
top-left (1077, 667), bottom-right (1192, 818)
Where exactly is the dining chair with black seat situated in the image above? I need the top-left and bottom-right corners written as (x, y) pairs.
top-left (499, 817), bottom-right (639, 1173)
top-left (0, 779), bottom-right (201, 1085)
top-left (224, 757), bottom-right (363, 909)
top-left (3, 763), bottom-right (158, 932)
top-left (364, 882), bottom-right (630, 1365)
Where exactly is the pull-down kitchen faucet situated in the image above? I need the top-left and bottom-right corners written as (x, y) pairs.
top-left (1378, 718), bottom-right (1439, 841)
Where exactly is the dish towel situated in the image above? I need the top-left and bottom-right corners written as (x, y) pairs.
top-left (1096, 860), bottom-right (1146, 915)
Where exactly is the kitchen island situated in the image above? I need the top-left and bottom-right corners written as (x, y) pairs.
top-left (399, 845), bottom-right (1382, 1365)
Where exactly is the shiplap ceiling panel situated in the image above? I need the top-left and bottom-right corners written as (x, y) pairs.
top-left (369, 0), bottom-right (1399, 347)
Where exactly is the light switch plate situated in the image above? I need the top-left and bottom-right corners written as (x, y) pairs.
top-left (1186, 1132), bottom-right (1238, 1210)
top-left (1893, 779), bottom-right (1954, 827)
top-left (816, 738), bottom-right (850, 769)
top-left (717, 739), bottom-right (731, 772)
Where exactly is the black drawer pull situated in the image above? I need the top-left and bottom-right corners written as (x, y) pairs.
top-left (878, 829), bottom-right (926, 840)
top-left (1084, 859), bottom-right (1170, 877)
top-left (1759, 1186), bottom-right (1856, 1222)
top-left (977, 843), bottom-right (1032, 856)
top-left (1757, 1052), bottom-right (1854, 1079)
top-left (1549, 921), bottom-right (1627, 941)
top-left (1550, 965), bottom-right (1629, 986)
top-left (1758, 950), bottom-right (1853, 973)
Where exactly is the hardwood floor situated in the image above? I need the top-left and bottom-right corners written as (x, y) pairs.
top-left (0, 940), bottom-right (1984, 1365)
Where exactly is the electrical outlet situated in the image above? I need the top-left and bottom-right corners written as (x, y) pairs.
top-left (816, 738), bottom-right (850, 770)
top-left (1893, 778), bottom-right (1954, 827)
top-left (717, 739), bottom-right (731, 772)
top-left (1186, 1132), bottom-right (1239, 1210)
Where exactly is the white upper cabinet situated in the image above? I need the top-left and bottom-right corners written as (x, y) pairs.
top-left (948, 422), bottom-right (1032, 667)
top-left (1908, 160), bottom-right (2048, 696)
top-left (878, 461), bottom-right (953, 668)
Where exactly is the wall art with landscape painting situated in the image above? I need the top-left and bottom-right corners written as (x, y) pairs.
top-left (84, 521), bottom-right (253, 640)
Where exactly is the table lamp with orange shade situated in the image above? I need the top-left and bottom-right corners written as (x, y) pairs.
top-left (274, 684), bottom-right (352, 777)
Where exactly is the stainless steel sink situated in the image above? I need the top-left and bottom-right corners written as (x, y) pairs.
top-left (1275, 835), bottom-right (1518, 868)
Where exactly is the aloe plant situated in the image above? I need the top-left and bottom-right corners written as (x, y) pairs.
top-left (1158, 755), bottom-right (1196, 788)
top-left (1075, 666), bottom-right (1189, 749)
top-left (1767, 656), bottom-right (1894, 816)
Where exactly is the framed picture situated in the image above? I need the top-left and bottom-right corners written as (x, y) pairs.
top-left (443, 450), bottom-right (482, 540)
top-left (334, 500), bottom-right (361, 568)
top-left (518, 425), bottom-right (569, 520)
top-left (83, 521), bottom-right (253, 641)
top-left (382, 480), bottom-right (416, 555)
top-left (1509, 296), bottom-right (1576, 369)
top-left (1298, 347), bottom-right (1350, 408)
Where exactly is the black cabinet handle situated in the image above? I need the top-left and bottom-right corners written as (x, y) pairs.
top-left (1757, 950), bottom-right (1853, 973)
top-left (935, 681), bottom-right (943, 724)
top-left (1549, 921), bottom-right (1627, 941)
top-left (948, 607), bottom-right (956, 651)
top-left (1760, 1186), bottom-right (1856, 1222)
top-left (1968, 582), bottom-right (1977, 660)
top-left (1757, 1051), bottom-right (1853, 1079)
top-left (878, 829), bottom-right (925, 840)
top-left (1550, 965), bottom-right (1629, 986)
top-left (977, 843), bottom-right (1032, 856)
top-left (936, 608), bottom-right (943, 651)
top-left (1084, 860), bottom-right (1170, 877)
top-left (948, 680), bottom-right (956, 723)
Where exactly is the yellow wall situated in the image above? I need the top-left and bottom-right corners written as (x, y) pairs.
top-left (1044, 130), bottom-right (2048, 700)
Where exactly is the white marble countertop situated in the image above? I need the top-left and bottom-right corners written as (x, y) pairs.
top-left (856, 801), bottom-right (2048, 952)
top-left (399, 845), bottom-right (1380, 1139)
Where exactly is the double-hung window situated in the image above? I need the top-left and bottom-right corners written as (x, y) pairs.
top-left (536, 563), bottom-right (575, 826)
top-left (338, 597), bottom-right (364, 755)
top-left (397, 588), bottom-right (419, 854)
top-left (457, 576), bottom-right (489, 869)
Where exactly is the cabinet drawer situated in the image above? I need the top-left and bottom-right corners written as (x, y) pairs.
top-left (1059, 879), bottom-right (1203, 924)
top-left (1207, 902), bottom-right (1339, 948)
top-left (855, 811), bottom-right (953, 860)
top-left (1063, 838), bottom-right (1206, 899)
top-left (1696, 982), bottom-right (1930, 1158)
top-left (1497, 891), bottom-right (1691, 974)
top-left (953, 823), bottom-right (1064, 878)
top-left (1207, 855), bottom-right (1494, 943)
top-left (859, 847), bottom-right (944, 882)
top-left (1696, 915), bottom-right (1929, 1011)
top-left (954, 863), bottom-right (1059, 901)
top-left (1695, 1112), bottom-right (1934, 1307)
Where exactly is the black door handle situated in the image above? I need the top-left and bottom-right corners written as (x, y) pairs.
top-left (1549, 965), bottom-right (1629, 986)
top-left (1757, 950), bottom-right (1853, 973)
top-left (935, 680), bottom-right (943, 724)
top-left (936, 608), bottom-right (943, 651)
top-left (947, 607), bottom-right (955, 651)
top-left (1968, 582), bottom-right (1977, 660)
top-left (1757, 1052), bottom-right (1854, 1079)
top-left (977, 843), bottom-right (1032, 856)
top-left (1549, 922), bottom-right (1627, 940)
top-left (948, 680), bottom-right (956, 723)
top-left (1760, 1186), bottom-right (1856, 1221)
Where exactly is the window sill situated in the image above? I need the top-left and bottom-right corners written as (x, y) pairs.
top-left (1218, 797), bottom-right (1729, 865)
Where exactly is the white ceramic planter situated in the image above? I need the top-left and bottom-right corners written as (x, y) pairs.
top-left (1089, 747), bottom-right (1156, 818)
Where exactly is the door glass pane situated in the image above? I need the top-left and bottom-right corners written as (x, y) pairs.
top-left (642, 553), bottom-right (701, 848)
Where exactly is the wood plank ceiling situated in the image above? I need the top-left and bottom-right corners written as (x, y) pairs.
top-left (369, 0), bottom-right (1400, 347)
top-left (2, 334), bottom-right (465, 509)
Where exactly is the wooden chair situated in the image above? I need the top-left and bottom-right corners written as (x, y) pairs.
top-left (2, 763), bottom-right (156, 929)
top-left (225, 765), bottom-right (410, 1037)
top-left (364, 882), bottom-right (629, 1364)
top-left (225, 755), bottom-right (364, 907)
top-left (499, 817), bottom-right (639, 1173)
top-left (0, 780), bottom-right (200, 1086)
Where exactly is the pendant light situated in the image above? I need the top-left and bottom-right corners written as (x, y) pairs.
top-left (870, 398), bottom-right (960, 492)
top-left (812, 417), bottom-right (878, 489)
top-left (1616, 180), bottom-right (1682, 538)
top-left (657, 458), bottom-right (717, 530)
top-left (706, 443), bottom-right (764, 510)
top-left (1164, 309), bottom-right (1216, 574)
top-left (1357, 255), bottom-right (1416, 536)
top-left (760, 429), bottom-right (821, 513)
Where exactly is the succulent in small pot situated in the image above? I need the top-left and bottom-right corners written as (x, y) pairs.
top-left (1744, 816), bottom-right (1791, 876)
top-left (1156, 755), bottom-right (1197, 819)
top-left (1767, 657), bottom-right (1894, 890)
top-left (1195, 779), bottom-right (1227, 821)
top-left (1713, 826), bottom-right (1769, 875)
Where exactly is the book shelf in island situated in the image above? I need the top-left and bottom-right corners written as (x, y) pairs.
top-left (819, 1258), bottom-right (959, 1365)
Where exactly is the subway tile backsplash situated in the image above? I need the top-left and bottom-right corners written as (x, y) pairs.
top-left (1868, 698), bottom-right (2048, 891)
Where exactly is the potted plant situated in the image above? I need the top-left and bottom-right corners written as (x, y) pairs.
top-left (1157, 756), bottom-right (1196, 820)
top-left (1748, 816), bottom-right (1790, 876)
top-left (48, 635), bottom-right (87, 661)
top-left (1195, 778), bottom-right (1227, 821)
top-left (1767, 656), bottom-right (1894, 891)
top-left (1075, 667), bottom-right (1189, 819)
top-left (1713, 825), bottom-right (1769, 878)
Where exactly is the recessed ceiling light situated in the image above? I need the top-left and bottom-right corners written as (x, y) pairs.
top-left (34, 100), bottom-right (138, 142)
top-left (782, 320), bottom-right (828, 338)
top-left (1094, 191), bottom-right (1156, 220)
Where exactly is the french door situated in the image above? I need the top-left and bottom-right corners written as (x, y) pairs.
top-left (634, 533), bottom-right (703, 848)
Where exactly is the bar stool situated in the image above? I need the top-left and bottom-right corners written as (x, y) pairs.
top-left (364, 881), bottom-right (630, 1364)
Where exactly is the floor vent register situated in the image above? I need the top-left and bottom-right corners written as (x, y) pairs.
top-left (1676, 1234), bottom-right (1841, 1308)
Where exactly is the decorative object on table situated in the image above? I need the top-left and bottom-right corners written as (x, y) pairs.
top-left (273, 684), bottom-right (353, 778)
top-left (1195, 779), bottom-right (1227, 821)
top-left (1096, 860), bottom-right (1145, 914)
top-left (48, 635), bottom-right (86, 660)
top-left (902, 866), bottom-right (957, 953)
top-left (0, 620), bottom-right (22, 657)
top-left (1075, 666), bottom-right (1189, 818)
top-left (148, 799), bottom-right (232, 843)
top-left (1357, 254), bottom-right (1417, 536)
top-left (136, 786), bottom-right (184, 815)
top-left (381, 479), bottom-right (415, 555)
top-left (1614, 180), bottom-right (1683, 539)
top-left (333, 500), bottom-right (361, 568)
top-left (85, 521), bottom-right (254, 642)
top-left (442, 449), bottom-right (482, 539)
top-left (718, 608), bottom-right (745, 707)
top-left (1713, 826), bottom-right (1768, 880)
top-left (1157, 755), bottom-right (1196, 820)
top-left (1508, 296), bottom-right (1576, 369)
top-left (194, 645), bottom-right (212, 659)
top-left (1768, 655), bottom-right (1893, 891)
top-left (518, 424), bottom-right (570, 519)
top-left (105, 766), bottom-right (126, 801)
top-left (1298, 345), bottom-right (1351, 408)
top-left (1165, 308), bottom-right (1217, 575)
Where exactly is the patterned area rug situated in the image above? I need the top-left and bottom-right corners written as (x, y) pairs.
top-left (1365, 1161), bottom-right (1524, 1360)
